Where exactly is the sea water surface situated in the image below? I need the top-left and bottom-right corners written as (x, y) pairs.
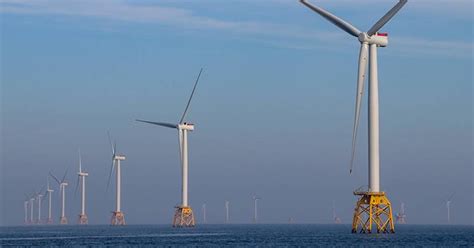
top-left (0, 224), bottom-right (472, 247)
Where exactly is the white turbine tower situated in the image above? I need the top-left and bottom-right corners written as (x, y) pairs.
top-left (23, 195), bottom-right (29, 224)
top-left (50, 170), bottom-right (69, 224)
top-left (35, 187), bottom-right (45, 224)
top-left (225, 201), bottom-right (230, 224)
top-left (300, 0), bottom-right (407, 234)
top-left (137, 68), bottom-right (204, 227)
top-left (46, 178), bottom-right (54, 224)
top-left (446, 193), bottom-right (455, 224)
top-left (76, 150), bottom-right (89, 224)
top-left (29, 194), bottom-right (34, 224)
top-left (107, 132), bottom-right (126, 225)
top-left (252, 196), bottom-right (260, 224)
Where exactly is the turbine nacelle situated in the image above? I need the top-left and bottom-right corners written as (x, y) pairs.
top-left (61, 182), bottom-right (68, 187)
top-left (78, 172), bottom-right (89, 176)
top-left (178, 123), bottom-right (195, 131)
top-left (114, 155), bottom-right (126, 161)
top-left (358, 32), bottom-right (388, 47)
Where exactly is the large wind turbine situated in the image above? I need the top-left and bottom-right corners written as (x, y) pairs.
top-left (46, 178), bottom-right (54, 224)
top-left (137, 68), bottom-right (204, 227)
top-left (76, 150), bottom-right (89, 224)
top-left (300, 0), bottom-right (407, 233)
top-left (50, 170), bottom-right (69, 224)
top-left (107, 132), bottom-right (126, 225)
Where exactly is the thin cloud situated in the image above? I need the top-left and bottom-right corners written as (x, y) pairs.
top-left (0, 0), bottom-right (471, 58)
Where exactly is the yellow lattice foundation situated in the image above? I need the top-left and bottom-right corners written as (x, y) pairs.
top-left (352, 191), bottom-right (395, 233)
top-left (172, 206), bottom-right (195, 227)
top-left (78, 214), bottom-right (88, 224)
top-left (111, 211), bottom-right (126, 225)
top-left (59, 216), bottom-right (68, 225)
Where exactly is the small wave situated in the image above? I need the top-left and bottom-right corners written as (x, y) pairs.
top-left (0, 233), bottom-right (226, 241)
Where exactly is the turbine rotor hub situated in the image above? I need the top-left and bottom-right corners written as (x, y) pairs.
top-left (358, 32), bottom-right (388, 47)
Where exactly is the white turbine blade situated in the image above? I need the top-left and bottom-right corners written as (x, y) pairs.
top-left (367, 0), bottom-right (408, 36)
top-left (350, 43), bottom-right (369, 174)
top-left (136, 119), bottom-right (178, 129)
top-left (107, 131), bottom-right (115, 156)
top-left (179, 68), bottom-right (203, 124)
top-left (49, 172), bottom-right (61, 185)
top-left (61, 169), bottom-right (68, 183)
top-left (300, 0), bottom-right (361, 37)
top-left (79, 149), bottom-right (82, 173)
top-left (106, 159), bottom-right (115, 192)
top-left (74, 175), bottom-right (80, 198)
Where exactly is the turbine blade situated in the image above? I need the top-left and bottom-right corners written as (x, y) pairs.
top-left (136, 119), bottom-right (177, 129)
top-left (350, 43), bottom-right (369, 174)
top-left (106, 159), bottom-right (115, 192)
top-left (179, 68), bottom-right (203, 124)
top-left (107, 131), bottom-right (115, 156)
top-left (79, 149), bottom-right (82, 173)
top-left (49, 172), bottom-right (61, 185)
top-left (61, 169), bottom-right (68, 183)
top-left (300, 0), bottom-right (361, 37)
top-left (367, 0), bottom-right (408, 36)
top-left (74, 175), bottom-right (80, 198)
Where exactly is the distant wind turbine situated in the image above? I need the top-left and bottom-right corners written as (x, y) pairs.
top-left (46, 178), bottom-right (54, 224)
top-left (225, 201), bottom-right (230, 224)
top-left (252, 196), bottom-right (261, 224)
top-left (446, 193), bottom-right (455, 224)
top-left (50, 170), bottom-right (69, 224)
top-left (76, 150), bottom-right (89, 224)
top-left (107, 132), bottom-right (127, 225)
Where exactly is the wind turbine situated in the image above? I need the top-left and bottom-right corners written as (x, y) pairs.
top-left (50, 170), bottom-right (69, 224)
top-left (29, 194), bottom-right (34, 224)
top-left (107, 132), bottom-right (126, 225)
top-left (137, 68), bottom-right (204, 227)
top-left (76, 150), bottom-right (89, 224)
top-left (300, 0), bottom-right (407, 233)
top-left (23, 195), bottom-right (29, 224)
top-left (225, 201), bottom-right (230, 224)
top-left (333, 202), bottom-right (341, 224)
top-left (46, 178), bottom-right (54, 224)
top-left (396, 202), bottom-right (406, 224)
top-left (35, 186), bottom-right (45, 224)
top-left (445, 193), bottom-right (454, 224)
top-left (252, 196), bottom-right (260, 224)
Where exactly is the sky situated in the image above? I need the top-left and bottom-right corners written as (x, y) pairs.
top-left (0, 0), bottom-right (472, 226)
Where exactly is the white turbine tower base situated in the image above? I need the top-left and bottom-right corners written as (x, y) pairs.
top-left (300, 0), bottom-right (408, 234)
top-left (137, 68), bottom-right (203, 228)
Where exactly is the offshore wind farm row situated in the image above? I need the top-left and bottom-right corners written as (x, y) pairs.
top-left (17, 0), bottom-right (456, 233)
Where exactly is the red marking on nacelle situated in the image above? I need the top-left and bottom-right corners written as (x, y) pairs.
top-left (377, 33), bottom-right (388, 36)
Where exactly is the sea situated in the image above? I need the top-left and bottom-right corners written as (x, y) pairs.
top-left (0, 224), bottom-right (472, 247)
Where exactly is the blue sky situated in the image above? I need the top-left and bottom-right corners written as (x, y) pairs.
top-left (0, 0), bottom-right (472, 226)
